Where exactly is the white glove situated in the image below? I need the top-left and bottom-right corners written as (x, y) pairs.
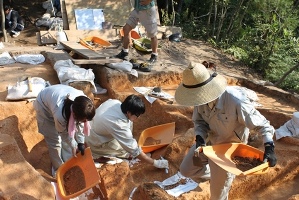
top-left (70, 138), bottom-right (78, 157)
top-left (153, 159), bottom-right (169, 169)
top-left (194, 146), bottom-right (203, 157)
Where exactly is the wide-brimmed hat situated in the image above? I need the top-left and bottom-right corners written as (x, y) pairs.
top-left (175, 62), bottom-right (227, 106)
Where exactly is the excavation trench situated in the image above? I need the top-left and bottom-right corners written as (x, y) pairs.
top-left (0, 49), bottom-right (299, 199)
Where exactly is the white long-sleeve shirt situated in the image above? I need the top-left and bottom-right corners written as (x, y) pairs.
top-left (193, 86), bottom-right (274, 145)
top-left (34, 84), bottom-right (86, 147)
top-left (86, 99), bottom-right (142, 157)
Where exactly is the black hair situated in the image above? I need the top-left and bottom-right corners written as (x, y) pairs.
top-left (121, 95), bottom-right (145, 116)
top-left (62, 95), bottom-right (95, 128)
top-left (4, 5), bottom-right (10, 11)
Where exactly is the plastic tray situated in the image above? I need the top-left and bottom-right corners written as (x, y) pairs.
top-left (56, 147), bottom-right (100, 198)
top-left (119, 28), bottom-right (141, 40)
top-left (138, 122), bottom-right (175, 153)
top-left (202, 143), bottom-right (269, 176)
top-left (79, 36), bottom-right (112, 50)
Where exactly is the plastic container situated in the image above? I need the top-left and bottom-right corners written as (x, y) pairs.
top-left (119, 28), bottom-right (141, 40)
top-left (79, 36), bottom-right (112, 50)
top-left (138, 122), bottom-right (175, 153)
top-left (202, 143), bottom-right (269, 176)
top-left (56, 147), bottom-right (100, 198)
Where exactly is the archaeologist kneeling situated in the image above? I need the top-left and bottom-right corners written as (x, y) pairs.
top-left (85, 94), bottom-right (169, 169)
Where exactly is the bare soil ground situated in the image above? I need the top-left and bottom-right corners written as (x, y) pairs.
top-left (1, 1), bottom-right (299, 200)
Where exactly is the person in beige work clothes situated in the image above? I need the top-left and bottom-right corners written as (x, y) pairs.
top-left (175, 62), bottom-right (277, 200)
top-left (116, 0), bottom-right (158, 64)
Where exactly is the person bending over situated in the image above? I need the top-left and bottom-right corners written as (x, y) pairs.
top-left (33, 84), bottom-right (95, 177)
top-left (86, 94), bottom-right (169, 169)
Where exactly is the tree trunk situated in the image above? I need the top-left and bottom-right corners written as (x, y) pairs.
top-left (274, 63), bottom-right (299, 87)
top-left (225, 0), bottom-right (245, 39)
top-left (174, 0), bottom-right (183, 24)
top-left (206, 1), bottom-right (214, 38)
top-left (212, 0), bottom-right (218, 37)
top-left (0, 0), bottom-right (7, 42)
top-left (216, 0), bottom-right (227, 42)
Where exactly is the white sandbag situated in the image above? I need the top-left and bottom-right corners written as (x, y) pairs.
top-left (106, 61), bottom-right (133, 72)
top-left (275, 112), bottom-right (299, 140)
top-left (6, 77), bottom-right (49, 101)
top-left (0, 52), bottom-right (16, 65)
top-left (54, 59), bottom-right (95, 83)
top-left (35, 17), bottom-right (54, 28)
top-left (13, 54), bottom-right (46, 65)
top-left (54, 59), bottom-right (97, 91)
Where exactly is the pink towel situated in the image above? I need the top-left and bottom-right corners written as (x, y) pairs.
top-left (68, 106), bottom-right (90, 138)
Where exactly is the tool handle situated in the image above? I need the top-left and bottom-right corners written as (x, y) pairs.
top-left (28, 77), bottom-right (33, 92)
top-left (79, 38), bottom-right (94, 50)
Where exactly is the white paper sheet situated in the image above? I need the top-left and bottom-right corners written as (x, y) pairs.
top-left (75, 9), bottom-right (105, 30)
top-left (154, 171), bottom-right (198, 197)
top-left (133, 87), bottom-right (174, 104)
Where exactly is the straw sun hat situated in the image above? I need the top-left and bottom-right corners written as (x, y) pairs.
top-left (175, 62), bottom-right (227, 106)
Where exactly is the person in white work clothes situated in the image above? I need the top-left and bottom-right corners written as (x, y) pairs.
top-left (85, 94), bottom-right (169, 169)
top-left (33, 84), bottom-right (96, 177)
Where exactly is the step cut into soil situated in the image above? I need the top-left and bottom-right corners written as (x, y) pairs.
top-left (63, 165), bottom-right (86, 195)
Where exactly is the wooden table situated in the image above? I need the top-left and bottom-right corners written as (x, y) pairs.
top-left (60, 41), bottom-right (122, 64)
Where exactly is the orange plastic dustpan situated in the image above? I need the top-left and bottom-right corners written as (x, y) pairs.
top-left (202, 143), bottom-right (269, 176)
top-left (79, 36), bottom-right (112, 50)
top-left (119, 28), bottom-right (141, 39)
top-left (56, 147), bottom-right (100, 199)
top-left (138, 122), bottom-right (175, 153)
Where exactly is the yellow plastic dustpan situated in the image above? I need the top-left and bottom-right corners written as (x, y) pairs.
top-left (202, 143), bottom-right (269, 176)
top-left (138, 122), bottom-right (175, 153)
top-left (56, 147), bottom-right (100, 198)
top-left (79, 36), bottom-right (112, 50)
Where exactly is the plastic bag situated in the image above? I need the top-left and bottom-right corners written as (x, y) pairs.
top-left (106, 61), bottom-right (133, 72)
top-left (6, 77), bottom-right (49, 101)
top-left (0, 52), bottom-right (16, 65)
top-left (54, 59), bottom-right (97, 91)
top-left (13, 54), bottom-right (45, 65)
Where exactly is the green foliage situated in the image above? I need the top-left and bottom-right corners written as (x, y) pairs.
top-left (178, 0), bottom-right (299, 93)
top-left (224, 46), bottom-right (248, 60)
top-left (160, 9), bottom-right (175, 27)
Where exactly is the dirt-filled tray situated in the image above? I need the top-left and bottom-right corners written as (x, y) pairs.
top-left (56, 147), bottom-right (100, 198)
top-left (202, 143), bottom-right (269, 176)
top-left (138, 122), bottom-right (175, 153)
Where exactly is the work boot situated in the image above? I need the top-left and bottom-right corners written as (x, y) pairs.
top-left (116, 50), bottom-right (129, 61)
top-left (149, 54), bottom-right (157, 64)
top-left (11, 31), bottom-right (20, 38)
